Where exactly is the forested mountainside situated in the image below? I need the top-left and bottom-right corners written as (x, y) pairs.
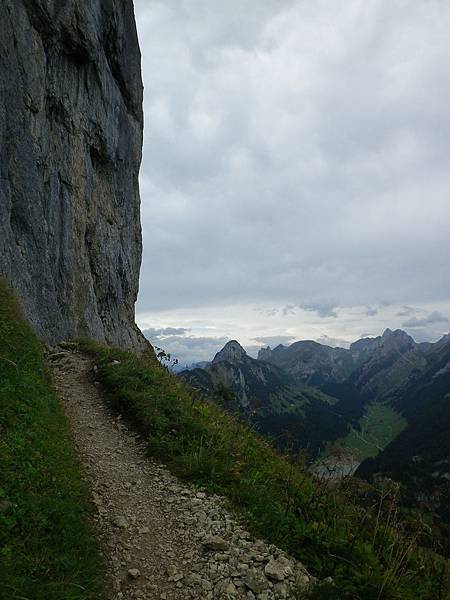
top-left (357, 338), bottom-right (450, 528)
top-left (0, 0), bottom-right (144, 349)
top-left (180, 331), bottom-right (450, 466)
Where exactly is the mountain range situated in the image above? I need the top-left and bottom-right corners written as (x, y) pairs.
top-left (357, 336), bottom-right (450, 528)
top-left (179, 329), bottom-right (450, 529)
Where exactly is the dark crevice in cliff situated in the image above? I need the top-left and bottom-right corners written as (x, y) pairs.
top-left (103, 24), bottom-right (137, 120)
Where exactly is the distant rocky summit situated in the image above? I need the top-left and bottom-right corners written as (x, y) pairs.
top-left (180, 331), bottom-right (450, 460)
top-left (181, 331), bottom-right (450, 535)
top-left (0, 0), bottom-right (144, 348)
top-left (180, 340), bottom-right (348, 454)
top-left (213, 340), bottom-right (248, 364)
top-left (258, 328), bottom-right (424, 393)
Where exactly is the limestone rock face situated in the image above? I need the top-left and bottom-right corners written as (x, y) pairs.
top-left (0, 0), bottom-right (144, 349)
top-left (212, 340), bottom-right (247, 364)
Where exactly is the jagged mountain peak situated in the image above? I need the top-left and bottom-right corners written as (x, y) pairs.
top-left (382, 328), bottom-right (409, 339)
top-left (212, 340), bottom-right (248, 363)
top-left (381, 328), bottom-right (416, 349)
top-left (350, 329), bottom-right (415, 355)
top-left (257, 346), bottom-right (272, 361)
top-left (350, 335), bottom-right (379, 352)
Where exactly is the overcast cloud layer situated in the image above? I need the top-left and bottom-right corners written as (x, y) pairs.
top-left (134, 0), bottom-right (450, 364)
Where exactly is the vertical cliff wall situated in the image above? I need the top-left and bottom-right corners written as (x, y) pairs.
top-left (0, 0), bottom-right (144, 348)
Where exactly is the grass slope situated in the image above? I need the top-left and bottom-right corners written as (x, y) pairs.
top-left (0, 281), bottom-right (103, 600)
top-left (330, 403), bottom-right (407, 461)
top-left (81, 340), bottom-right (449, 600)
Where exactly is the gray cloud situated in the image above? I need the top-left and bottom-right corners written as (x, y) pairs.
top-left (396, 305), bottom-right (419, 317)
top-left (301, 302), bottom-right (338, 319)
top-left (281, 304), bottom-right (297, 317)
top-left (403, 328), bottom-right (446, 344)
top-left (402, 311), bottom-right (449, 328)
top-left (134, 1), bottom-right (450, 343)
top-left (252, 335), bottom-right (296, 347)
top-left (263, 308), bottom-right (279, 318)
top-left (144, 327), bottom-right (190, 337)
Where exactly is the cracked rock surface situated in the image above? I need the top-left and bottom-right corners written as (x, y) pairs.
top-left (51, 349), bottom-right (313, 599)
top-left (0, 0), bottom-right (144, 349)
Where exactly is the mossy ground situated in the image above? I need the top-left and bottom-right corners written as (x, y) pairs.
top-left (81, 339), bottom-right (450, 600)
top-left (0, 281), bottom-right (103, 600)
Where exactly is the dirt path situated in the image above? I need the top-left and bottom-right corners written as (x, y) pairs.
top-left (50, 349), bottom-right (312, 600)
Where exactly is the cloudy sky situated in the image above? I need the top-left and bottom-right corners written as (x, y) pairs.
top-left (134, 0), bottom-right (450, 365)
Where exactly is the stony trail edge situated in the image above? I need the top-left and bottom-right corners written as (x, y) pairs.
top-left (49, 348), bottom-right (313, 600)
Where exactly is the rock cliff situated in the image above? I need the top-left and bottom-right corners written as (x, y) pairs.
top-left (0, 0), bottom-right (144, 348)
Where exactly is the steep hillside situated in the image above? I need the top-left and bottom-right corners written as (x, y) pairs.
top-left (81, 338), bottom-right (450, 600)
top-left (0, 279), bottom-right (103, 598)
top-left (357, 340), bottom-right (450, 528)
top-left (257, 330), bottom-right (432, 452)
top-left (349, 329), bottom-right (426, 403)
top-left (0, 0), bottom-right (144, 349)
top-left (49, 348), bottom-right (315, 600)
top-left (317, 330), bottom-right (425, 441)
top-left (189, 340), bottom-right (306, 410)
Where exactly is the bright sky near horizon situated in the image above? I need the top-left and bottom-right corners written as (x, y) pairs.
top-left (133, 0), bottom-right (450, 365)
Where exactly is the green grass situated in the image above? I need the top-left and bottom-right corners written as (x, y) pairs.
top-left (81, 339), bottom-right (450, 600)
top-left (267, 387), bottom-right (338, 417)
top-left (0, 280), bottom-right (103, 600)
top-left (330, 403), bottom-right (407, 461)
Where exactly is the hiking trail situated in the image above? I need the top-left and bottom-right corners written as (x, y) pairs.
top-left (50, 348), bottom-right (312, 600)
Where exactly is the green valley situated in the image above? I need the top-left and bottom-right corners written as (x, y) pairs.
top-left (328, 403), bottom-right (407, 461)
